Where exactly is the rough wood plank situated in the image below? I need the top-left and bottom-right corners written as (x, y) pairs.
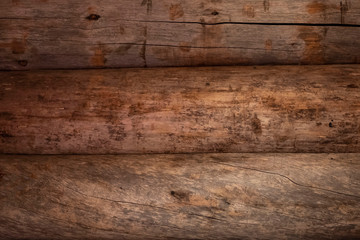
top-left (0, 65), bottom-right (359, 154)
top-left (0, 153), bottom-right (359, 239)
top-left (1, 0), bottom-right (360, 69)
top-left (146, 24), bottom-right (360, 66)
top-left (151, 0), bottom-right (360, 24)
top-left (1, 0), bottom-right (360, 24)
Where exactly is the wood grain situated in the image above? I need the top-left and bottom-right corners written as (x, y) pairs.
top-left (1, 0), bottom-right (360, 69)
top-left (2, 0), bottom-right (360, 24)
top-left (0, 65), bottom-right (359, 154)
top-left (0, 153), bottom-right (359, 239)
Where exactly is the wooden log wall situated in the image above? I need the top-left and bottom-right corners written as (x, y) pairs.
top-left (0, 153), bottom-right (359, 239)
top-left (1, 1), bottom-right (359, 239)
top-left (1, 65), bottom-right (359, 154)
top-left (1, 0), bottom-right (360, 69)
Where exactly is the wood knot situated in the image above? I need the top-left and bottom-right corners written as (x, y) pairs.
top-left (0, 112), bottom-right (14, 120)
top-left (251, 114), bottom-right (262, 135)
top-left (169, 3), bottom-right (184, 20)
top-left (18, 60), bottom-right (28, 66)
top-left (0, 130), bottom-right (13, 138)
top-left (347, 84), bottom-right (358, 88)
top-left (86, 14), bottom-right (101, 21)
top-left (170, 190), bottom-right (190, 201)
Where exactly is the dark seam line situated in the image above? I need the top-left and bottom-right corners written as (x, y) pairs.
top-left (1, 17), bottom-right (360, 27)
top-left (138, 20), bottom-right (360, 28)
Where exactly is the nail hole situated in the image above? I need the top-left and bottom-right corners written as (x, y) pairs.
top-left (329, 122), bottom-right (333, 128)
top-left (0, 131), bottom-right (13, 138)
top-left (347, 84), bottom-right (359, 88)
top-left (18, 60), bottom-right (28, 66)
top-left (170, 190), bottom-right (190, 201)
top-left (211, 11), bottom-right (219, 15)
top-left (86, 14), bottom-right (101, 21)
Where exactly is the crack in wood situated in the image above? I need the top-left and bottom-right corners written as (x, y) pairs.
top-left (45, 167), bottom-right (343, 225)
top-left (4, 206), bottom-right (154, 237)
top-left (340, 0), bottom-right (350, 24)
top-left (1, 154), bottom-right (359, 239)
top-left (24, 40), bottom-right (300, 53)
top-left (1, 16), bottom-right (360, 27)
top-left (50, 176), bottom-right (234, 224)
top-left (108, 18), bottom-right (360, 27)
top-left (140, 26), bottom-right (148, 67)
top-left (263, 0), bottom-right (270, 12)
top-left (211, 159), bottom-right (360, 199)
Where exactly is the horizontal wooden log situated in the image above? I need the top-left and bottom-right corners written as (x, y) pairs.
top-left (0, 65), bottom-right (359, 154)
top-left (2, 0), bottom-right (360, 24)
top-left (0, 153), bottom-right (359, 239)
top-left (1, 0), bottom-right (360, 69)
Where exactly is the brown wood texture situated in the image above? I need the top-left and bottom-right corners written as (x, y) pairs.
top-left (0, 65), bottom-right (359, 154)
top-left (0, 153), bottom-right (359, 239)
top-left (1, 0), bottom-right (360, 69)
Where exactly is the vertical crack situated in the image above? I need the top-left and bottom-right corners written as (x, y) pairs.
top-left (263, 0), bottom-right (270, 12)
top-left (340, 0), bottom-right (349, 24)
top-left (140, 0), bottom-right (151, 67)
top-left (141, 0), bottom-right (152, 14)
top-left (141, 26), bottom-right (148, 68)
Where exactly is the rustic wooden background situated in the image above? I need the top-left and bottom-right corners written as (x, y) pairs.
top-left (1, 0), bottom-right (360, 70)
top-left (1, 1), bottom-right (360, 239)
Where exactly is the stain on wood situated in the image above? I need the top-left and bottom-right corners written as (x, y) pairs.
top-left (0, 35), bottom-right (27, 55)
top-left (11, 0), bottom-right (20, 5)
top-left (0, 65), bottom-right (359, 154)
top-left (298, 27), bottom-right (325, 64)
top-left (242, 4), bottom-right (255, 18)
top-left (251, 114), bottom-right (262, 135)
top-left (179, 42), bottom-right (192, 52)
top-left (263, 0), bottom-right (270, 12)
top-left (307, 1), bottom-right (331, 14)
top-left (141, 0), bottom-right (152, 14)
top-left (91, 44), bottom-right (107, 67)
top-left (265, 39), bottom-right (272, 51)
top-left (340, 0), bottom-right (350, 24)
top-left (10, 39), bottom-right (26, 54)
top-left (17, 60), bottom-right (28, 66)
top-left (0, 153), bottom-right (359, 239)
top-left (169, 3), bottom-right (184, 20)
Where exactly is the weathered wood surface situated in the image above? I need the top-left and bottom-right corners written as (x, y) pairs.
top-left (0, 153), bottom-right (359, 239)
top-left (0, 65), bottom-right (359, 154)
top-left (2, 0), bottom-right (360, 24)
top-left (1, 0), bottom-right (360, 69)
